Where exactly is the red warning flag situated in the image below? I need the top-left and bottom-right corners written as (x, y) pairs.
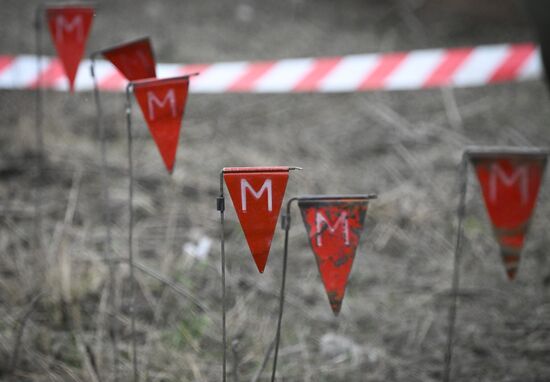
top-left (298, 196), bottom-right (370, 315)
top-left (102, 38), bottom-right (156, 81)
top-left (470, 151), bottom-right (547, 280)
top-left (46, 5), bottom-right (94, 92)
top-left (224, 167), bottom-right (290, 273)
top-left (133, 76), bottom-right (191, 173)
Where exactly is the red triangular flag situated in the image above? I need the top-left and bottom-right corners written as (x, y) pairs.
top-left (102, 37), bottom-right (156, 81)
top-left (46, 5), bottom-right (94, 92)
top-left (298, 197), bottom-right (369, 315)
top-left (133, 77), bottom-right (190, 173)
top-left (224, 167), bottom-right (290, 273)
top-left (470, 152), bottom-right (547, 280)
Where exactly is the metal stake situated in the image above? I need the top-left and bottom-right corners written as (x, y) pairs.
top-left (270, 197), bottom-right (298, 382)
top-left (125, 84), bottom-right (139, 382)
top-left (34, 6), bottom-right (45, 160)
top-left (217, 172), bottom-right (227, 382)
top-left (91, 54), bottom-right (119, 382)
top-left (443, 154), bottom-right (468, 382)
top-left (33, 5), bottom-right (44, 256)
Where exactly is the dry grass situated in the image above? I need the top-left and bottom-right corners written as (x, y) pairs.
top-left (1, 0), bottom-right (550, 381)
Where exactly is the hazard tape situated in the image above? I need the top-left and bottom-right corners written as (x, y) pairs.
top-left (0, 43), bottom-right (541, 93)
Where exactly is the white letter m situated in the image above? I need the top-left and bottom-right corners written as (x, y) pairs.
top-left (147, 89), bottom-right (176, 120)
top-left (489, 164), bottom-right (529, 205)
top-left (241, 179), bottom-right (272, 212)
top-left (56, 15), bottom-right (83, 42)
top-left (315, 211), bottom-right (350, 247)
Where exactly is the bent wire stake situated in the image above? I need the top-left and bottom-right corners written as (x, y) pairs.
top-left (442, 146), bottom-right (548, 382)
top-left (271, 194), bottom-right (376, 382)
top-left (216, 166), bottom-right (302, 382)
top-left (216, 171), bottom-right (227, 382)
top-left (33, 5), bottom-right (45, 255)
top-left (34, 5), bottom-right (45, 160)
top-left (216, 170), bottom-right (227, 382)
top-left (269, 196), bottom-right (298, 382)
top-left (125, 83), bottom-right (139, 382)
top-left (126, 73), bottom-right (198, 382)
top-left (90, 51), bottom-right (119, 382)
top-left (442, 154), bottom-right (468, 382)
top-left (91, 37), bottom-right (156, 380)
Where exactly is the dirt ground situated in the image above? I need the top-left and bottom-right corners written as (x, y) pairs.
top-left (1, 0), bottom-right (550, 381)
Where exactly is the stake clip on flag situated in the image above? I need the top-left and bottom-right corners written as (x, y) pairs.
top-left (97, 37), bottom-right (157, 81)
top-left (466, 146), bottom-right (548, 280)
top-left (44, 3), bottom-right (95, 92)
top-left (130, 74), bottom-right (198, 173)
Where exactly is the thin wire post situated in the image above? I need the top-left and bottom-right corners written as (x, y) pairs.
top-left (217, 172), bottom-right (227, 382)
top-left (271, 197), bottom-right (297, 382)
top-left (125, 83), bottom-right (139, 382)
top-left (34, 6), bottom-right (45, 160)
top-left (443, 154), bottom-right (468, 382)
top-left (33, 5), bottom-right (44, 256)
top-left (91, 54), bottom-right (119, 382)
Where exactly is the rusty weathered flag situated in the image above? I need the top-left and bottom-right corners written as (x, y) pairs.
top-left (224, 167), bottom-right (290, 273)
top-left (102, 37), bottom-right (156, 81)
top-left (133, 76), bottom-right (191, 173)
top-left (46, 5), bottom-right (94, 92)
top-left (298, 196), bottom-right (371, 315)
top-left (469, 150), bottom-right (547, 280)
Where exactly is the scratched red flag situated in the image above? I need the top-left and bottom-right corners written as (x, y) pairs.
top-left (102, 38), bottom-right (156, 81)
top-left (224, 167), bottom-right (290, 273)
top-left (133, 77), bottom-right (190, 173)
top-left (298, 197), bottom-right (369, 315)
top-left (470, 152), bottom-right (547, 280)
top-left (46, 5), bottom-right (94, 92)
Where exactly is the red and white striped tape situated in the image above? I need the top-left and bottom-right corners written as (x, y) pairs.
top-left (0, 43), bottom-right (542, 93)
